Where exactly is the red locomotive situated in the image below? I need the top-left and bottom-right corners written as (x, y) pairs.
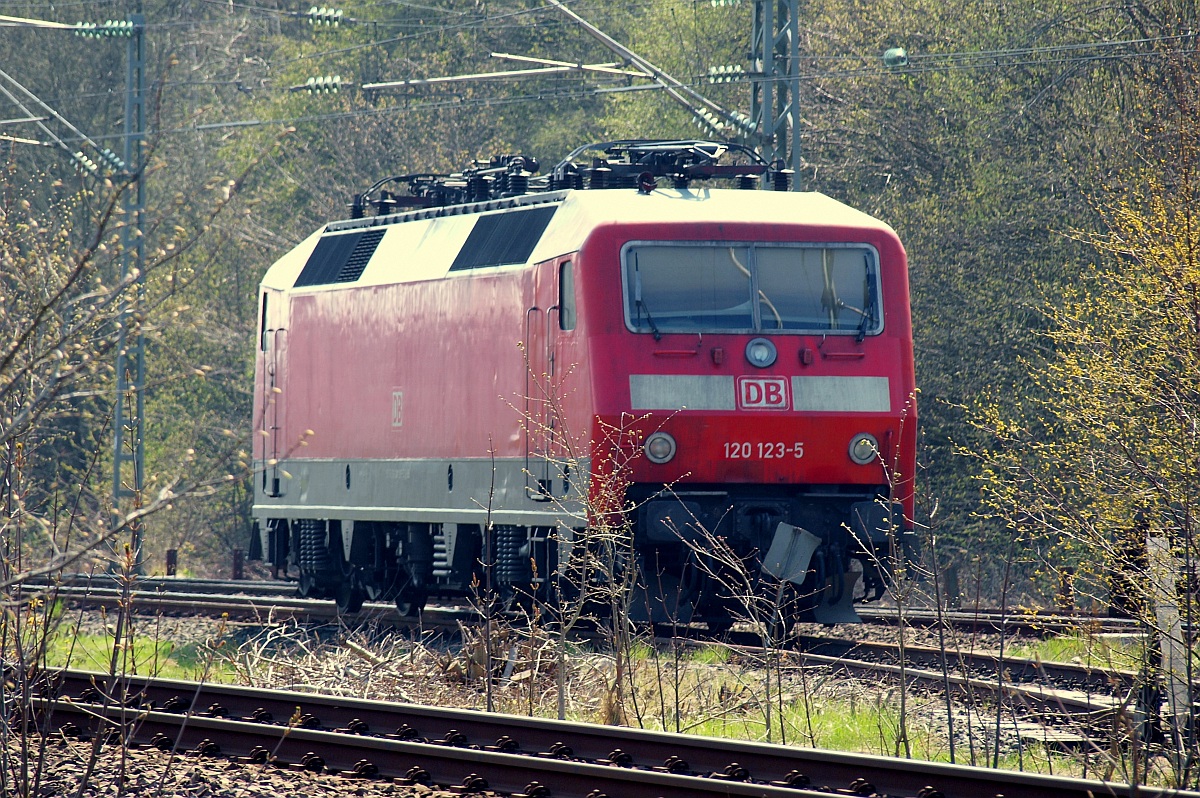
top-left (250, 141), bottom-right (916, 627)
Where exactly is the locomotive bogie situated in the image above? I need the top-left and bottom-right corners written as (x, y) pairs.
top-left (251, 142), bottom-right (916, 626)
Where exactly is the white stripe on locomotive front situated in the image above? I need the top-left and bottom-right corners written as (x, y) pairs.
top-left (628, 374), bottom-right (891, 413)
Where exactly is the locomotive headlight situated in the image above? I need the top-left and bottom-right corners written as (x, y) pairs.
top-left (849, 433), bottom-right (879, 465)
top-left (745, 337), bottom-right (777, 368)
top-left (644, 431), bottom-right (677, 464)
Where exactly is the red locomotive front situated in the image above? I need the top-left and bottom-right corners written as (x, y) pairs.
top-left (250, 141), bottom-right (916, 628)
top-left (566, 201), bottom-right (915, 626)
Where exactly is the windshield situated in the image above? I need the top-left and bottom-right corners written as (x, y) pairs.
top-left (622, 242), bottom-right (882, 335)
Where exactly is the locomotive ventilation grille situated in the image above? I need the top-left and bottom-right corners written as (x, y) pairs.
top-left (293, 228), bottom-right (386, 287)
top-left (449, 206), bottom-right (557, 272)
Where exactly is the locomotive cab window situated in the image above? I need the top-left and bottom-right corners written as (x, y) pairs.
top-left (259, 293), bottom-right (268, 351)
top-left (621, 242), bottom-right (882, 336)
top-left (559, 261), bottom-right (576, 331)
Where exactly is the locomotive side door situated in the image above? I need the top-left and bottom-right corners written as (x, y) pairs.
top-left (548, 257), bottom-right (577, 498)
top-left (525, 256), bottom-right (577, 500)
top-left (525, 257), bottom-right (575, 499)
top-left (524, 269), bottom-right (550, 500)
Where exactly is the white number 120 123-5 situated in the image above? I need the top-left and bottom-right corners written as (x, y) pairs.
top-left (723, 442), bottom-right (804, 459)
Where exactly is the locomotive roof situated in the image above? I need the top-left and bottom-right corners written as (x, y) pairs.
top-left (262, 188), bottom-right (898, 292)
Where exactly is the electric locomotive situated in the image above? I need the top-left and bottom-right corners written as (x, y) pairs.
top-left (249, 140), bottom-right (916, 627)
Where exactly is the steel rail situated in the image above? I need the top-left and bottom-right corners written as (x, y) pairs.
top-left (35, 574), bottom-right (300, 597)
top-left (793, 650), bottom-right (1120, 715)
top-left (663, 639), bottom-right (1125, 716)
top-left (27, 584), bottom-right (465, 628)
top-left (858, 606), bottom-right (1145, 636)
top-left (37, 669), bottom-right (1200, 798)
top-left (799, 637), bottom-right (1151, 697)
top-left (32, 577), bottom-right (1183, 721)
top-left (662, 635), bottom-right (1148, 716)
top-left (35, 699), bottom-right (849, 798)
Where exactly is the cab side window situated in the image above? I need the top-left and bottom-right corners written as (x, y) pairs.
top-left (559, 261), bottom-right (576, 331)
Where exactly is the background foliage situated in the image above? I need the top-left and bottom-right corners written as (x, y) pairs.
top-left (0, 0), bottom-right (1193, 592)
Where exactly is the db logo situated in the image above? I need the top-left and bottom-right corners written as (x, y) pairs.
top-left (736, 376), bottom-right (790, 410)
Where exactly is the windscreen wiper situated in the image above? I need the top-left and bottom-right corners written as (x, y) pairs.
top-left (633, 256), bottom-right (662, 341)
top-left (638, 300), bottom-right (662, 341)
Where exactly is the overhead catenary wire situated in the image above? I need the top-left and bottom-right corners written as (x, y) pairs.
top-left (1, 2), bottom-right (1192, 151)
top-left (490, 52), bottom-right (646, 78)
top-left (141, 1), bottom-right (1192, 74)
top-left (0, 114), bottom-right (49, 126)
top-left (0, 67), bottom-right (111, 160)
top-left (271, 1), bottom-right (604, 66)
top-left (539, 0), bottom-right (744, 138)
top-left (12, 33), bottom-right (1197, 148)
top-left (362, 62), bottom-right (643, 91)
top-left (3, 0), bottom-right (1186, 89)
top-left (3, 0), bottom-right (1192, 57)
top-left (26, 39), bottom-right (1199, 114)
top-left (0, 133), bottom-right (47, 145)
top-left (11, 18), bottom-right (1193, 111)
top-left (0, 13), bottom-right (78, 29)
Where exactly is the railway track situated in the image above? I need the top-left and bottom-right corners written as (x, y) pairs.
top-left (857, 606), bottom-right (1145, 636)
top-left (34, 574), bottom-right (299, 599)
top-left (666, 637), bottom-right (1133, 720)
top-left (34, 669), bottom-right (1200, 798)
top-left (31, 574), bottom-right (1195, 787)
top-left (789, 649), bottom-right (1118, 716)
top-left (32, 582), bottom-right (462, 629)
top-left (36, 578), bottom-right (1169, 718)
top-left (37, 574), bottom-right (1153, 635)
top-left (796, 637), bottom-right (1166, 704)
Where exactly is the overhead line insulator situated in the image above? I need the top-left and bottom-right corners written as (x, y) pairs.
top-left (727, 111), bottom-right (755, 134)
top-left (707, 64), bottom-right (746, 84)
top-left (883, 47), bottom-right (909, 68)
top-left (72, 150), bottom-right (98, 175)
top-left (103, 19), bottom-right (135, 37)
top-left (307, 6), bottom-right (344, 27)
top-left (694, 110), bottom-right (726, 135)
top-left (99, 147), bottom-right (125, 170)
top-left (74, 19), bottom-right (135, 37)
top-left (298, 75), bottom-right (343, 93)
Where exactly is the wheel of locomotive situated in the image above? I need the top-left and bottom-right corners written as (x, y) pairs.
top-left (297, 570), bottom-right (320, 599)
top-left (335, 580), bottom-right (366, 613)
top-left (394, 591), bottom-right (427, 617)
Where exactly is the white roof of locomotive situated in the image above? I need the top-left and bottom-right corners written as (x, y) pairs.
top-left (262, 188), bottom-right (896, 292)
